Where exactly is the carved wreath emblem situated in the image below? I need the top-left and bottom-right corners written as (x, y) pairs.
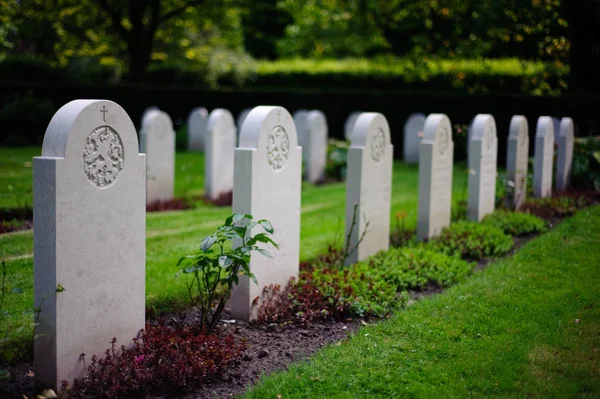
top-left (267, 125), bottom-right (290, 171)
top-left (371, 128), bottom-right (386, 162)
top-left (83, 126), bottom-right (124, 188)
top-left (438, 127), bottom-right (450, 154)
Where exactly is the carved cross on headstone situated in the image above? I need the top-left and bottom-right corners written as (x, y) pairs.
top-left (101, 106), bottom-right (108, 122)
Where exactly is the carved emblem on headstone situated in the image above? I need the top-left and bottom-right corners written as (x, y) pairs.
top-left (83, 126), bottom-right (124, 188)
top-left (267, 125), bottom-right (290, 170)
top-left (438, 127), bottom-right (450, 154)
top-left (371, 128), bottom-right (386, 162)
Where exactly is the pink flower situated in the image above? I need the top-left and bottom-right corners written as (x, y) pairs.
top-left (134, 355), bottom-right (145, 363)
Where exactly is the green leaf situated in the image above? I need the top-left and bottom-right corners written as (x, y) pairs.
top-left (259, 220), bottom-right (274, 234)
top-left (232, 213), bottom-right (249, 225)
top-left (11, 287), bottom-right (23, 294)
top-left (593, 151), bottom-right (600, 164)
top-left (257, 248), bottom-right (273, 258)
top-left (250, 274), bottom-right (258, 285)
top-left (218, 256), bottom-right (233, 268)
top-left (201, 235), bottom-right (217, 252)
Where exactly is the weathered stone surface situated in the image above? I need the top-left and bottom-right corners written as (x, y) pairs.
top-left (533, 116), bottom-right (554, 198)
top-left (403, 113), bottom-right (426, 164)
top-left (345, 113), bottom-right (393, 265)
top-left (305, 110), bottom-right (328, 183)
top-left (417, 114), bottom-right (453, 240)
top-left (468, 114), bottom-right (498, 221)
top-left (140, 110), bottom-right (175, 203)
top-left (344, 111), bottom-right (362, 141)
top-left (187, 107), bottom-right (209, 151)
top-left (231, 106), bottom-right (302, 321)
top-left (205, 109), bottom-right (236, 200)
top-left (556, 117), bottom-right (574, 191)
top-left (34, 100), bottom-right (145, 389)
top-left (506, 115), bottom-right (529, 210)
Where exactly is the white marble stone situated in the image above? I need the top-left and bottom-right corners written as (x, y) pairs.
top-left (304, 110), bottom-right (328, 183)
top-left (344, 111), bottom-right (362, 141)
top-left (140, 111), bottom-right (175, 203)
top-left (187, 107), bottom-right (209, 151)
top-left (345, 113), bottom-right (393, 265)
top-left (468, 114), bottom-right (498, 221)
top-left (141, 106), bottom-right (159, 127)
top-left (533, 116), bottom-right (555, 198)
top-left (205, 109), bottom-right (236, 200)
top-left (293, 110), bottom-right (309, 151)
top-left (556, 117), bottom-right (574, 191)
top-left (403, 113), bottom-right (427, 164)
top-left (231, 106), bottom-right (301, 321)
top-left (33, 100), bottom-right (145, 389)
top-left (417, 114), bottom-right (454, 241)
top-left (237, 108), bottom-right (251, 133)
top-left (506, 115), bottom-right (529, 210)
top-left (552, 116), bottom-right (561, 142)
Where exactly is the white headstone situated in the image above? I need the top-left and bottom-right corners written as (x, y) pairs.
top-left (305, 110), bottom-right (328, 183)
top-left (237, 108), bottom-right (251, 132)
top-left (468, 114), bottom-right (498, 221)
top-left (141, 106), bottom-right (159, 127)
top-left (231, 106), bottom-right (302, 321)
top-left (552, 116), bottom-right (561, 142)
top-left (417, 114), bottom-right (454, 241)
top-left (344, 111), bottom-right (362, 141)
top-left (506, 115), bottom-right (529, 210)
top-left (533, 116), bottom-right (555, 198)
top-left (403, 113), bottom-right (427, 164)
top-left (33, 100), bottom-right (145, 389)
top-left (293, 110), bottom-right (309, 151)
top-left (555, 117), bottom-right (574, 191)
top-left (187, 107), bottom-right (209, 151)
top-left (205, 109), bottom-right (236, 201)
top-left (467, 115), bottom-right (476, 155)
top-left (345, 113), bottom-right (393, 265)
top-left (141, 111), bottom-right (175, 203)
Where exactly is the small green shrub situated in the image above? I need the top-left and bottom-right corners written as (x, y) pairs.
top-left (428, 222), bottom-right (513, 259)
top-left (571, 136), bottom-right (600, 191)
top-left (325, 139), bottom-right (348, 181)
top-left (353, 247), bottom-right (474, 291)
top-left (482, 210), bottom-right (547, 236)
top-left (521, 194), bottom-right (590, 219)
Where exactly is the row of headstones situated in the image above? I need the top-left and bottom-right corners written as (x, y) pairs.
top-left (140, 106), bottom-right (329, 203)
top-left (32, 100), bottom-right (572, 389)
top-left (417, 113), bottom-right (574, 240)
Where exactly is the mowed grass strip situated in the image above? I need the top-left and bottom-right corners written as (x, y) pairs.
top-left (0, 147), bottom-right (467, 350)
top-left (244, 206), bottom-right (600, 399)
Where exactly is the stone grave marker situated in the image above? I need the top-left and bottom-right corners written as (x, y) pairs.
top-left (556, 117), bottom-right (574, 191)
top-left (305, 110), bottom-right (328, 183)
top-left (533, 116), bottom-right (554, 198)
top-left (403, 113), bottom-right (427, 164)
top-left (237, 108), bottom-right (251, 133)
top-left (232, 106), bottom-right (302, 321)
top-left (140, 110), bottom-right (175, 203)
top-left (345, 113), bottom-right (393, 265)
top-left (468, 114), bottom-right (498, 221)
top-left (205, 109), bottom-right (237, 201)
top-left (33, 100), bottom-right (145, 389)
top-left (293, 109), bottom-right (309, 150)
top-left (187, 107), bottom-right (209, 151)
top-left (344, 111), bottom-right (362, 141)
top-left (552, 116), bottom-right (561, 141)
top-left (506, 115), bottom-right (529, 210)
top-left (417, 114), bottom-right (454, 240)
top-left (141, 106), bottom-right (159, 127)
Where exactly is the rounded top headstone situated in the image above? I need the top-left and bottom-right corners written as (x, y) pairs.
top-left (404, 113), bottom-right (427, 134)
top-left (422, 114), bottom-right (452, 154)
top-left (142, 111), bottom-right (174, 140)
top-left (307, 110), bottom-right (327, 131)
top-left (239, 106), bottom-right (299, 172)
top-left (536, 116), bottom-right (554, 140)
top-left (351, 113), bottom-right (391, 163)
top-left (559, 117), bottom-right (574, 139)
top-left (509, 115), bottom-right (528, 139)
top-left (188, 107), bottom-right (208, 123)
top-left (207, 108), bottom-right (236, 134)
top-left (344, 111), bottom-right (362, 141)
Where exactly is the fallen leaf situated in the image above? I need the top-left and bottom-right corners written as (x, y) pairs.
top-left (360, 320), bottom-right (367, 326)
top-left (277, 395), bottom-right (283, 399)
top-left (40, 389), bottom-right (57, 398)
top-left (575, 319), bottom-right (581, 324)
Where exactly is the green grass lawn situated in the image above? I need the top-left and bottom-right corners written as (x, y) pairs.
top-left (0, 146), bottom-right (469, 350)
top-left (244, 205), bottom-right (600, 399)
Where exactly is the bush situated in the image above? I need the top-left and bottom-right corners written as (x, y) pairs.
top-left (258, 267), bottom-right (400, 324)
top-left (481, 210), bottom-right (547, 236)
top-left (353, 247), bottom-right (474, 291)
top-left (521, 194), bottom-right (590, 219)
top-left (253, 58), bottom-right (568, 95)
top-left (0, 91), bottom-right (55, 145)
top-left (428, 222), bottom-right (513, 259)
top-left (64, 324), bottom-right (245, 398)
top-left (571, 136), bottom-right (600, 191)
top-left (325, 139), bottom-right (349, 181)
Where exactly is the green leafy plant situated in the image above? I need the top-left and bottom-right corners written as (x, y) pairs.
top-left (521, 194), bottom-right (591, 219)
top-left (353, 247), bottom-right (474, 291)
top-left (325, 139), bottom-right (348, 181)
top-left (428, 222), bottom-right (513, 260)
top-left (571, 136), bottom-right (600, 191)
top-left (177, 214), bottom-right (278, 333)
top-left (482, 210), bottom-right (547, 236)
